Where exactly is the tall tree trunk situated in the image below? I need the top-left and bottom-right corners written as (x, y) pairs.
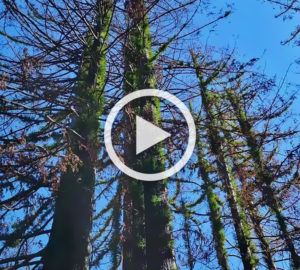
top-left (226, 88), bottom-right (300, 269)
top-left (110, 183), bottom-right (122, 270)
top-left (192, 109), bottom-right (230, 270)
top-left (197, 139), bottom-right (230, 270)
top-left (192, 52), bottom-right (258, 270)
top-left (215, 98), bottom-right (277, 270)
top-left (248, 205), bottom-right (277, 270)
top-left (181, 201), bottom-right (195, 270)
top-left (42, 2), bottom-right (112, 269)
top-left (144, 181), bottom-right (176, 270)
top-left (122, 1), bottom-right (176, 269)
top-left (122, 0), bottom-right (147, 268)
top-left (122, 178), bottom-right (146, 270)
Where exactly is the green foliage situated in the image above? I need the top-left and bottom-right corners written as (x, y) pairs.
top-left (138, 239), bottom-right (146, 249)
top-left (151, 195), bottom-right (162, 205)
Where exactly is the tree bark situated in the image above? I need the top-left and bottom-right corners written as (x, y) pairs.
top-left (42, 1), bottom-right (112, 269)
top-left (248, 205), bottom-right (277, 270)
top-left (192, 52), bottom-right (258, 270)
top-left (122, 1), bottom-right (176, 269)
top-left (195, 126), bottom-right (230, 270)
top-left (226, 88), bottom-right (300, 269)
top-left (215, 98), bottom-right (277, 270)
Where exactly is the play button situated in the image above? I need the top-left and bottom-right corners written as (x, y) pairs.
top-left (136, 116), bottom-right (171, 155)
top-left (104, 89), bottom-right (196, 181)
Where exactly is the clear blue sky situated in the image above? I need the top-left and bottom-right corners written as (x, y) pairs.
top-left (210, 0), bottom-right (299, 83)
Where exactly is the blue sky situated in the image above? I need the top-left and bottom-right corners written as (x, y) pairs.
top-left (210, 0), bottom-right (299, 83)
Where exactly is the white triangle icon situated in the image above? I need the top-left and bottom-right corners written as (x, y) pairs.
top-left (136, 116), bottom-right (171, 155)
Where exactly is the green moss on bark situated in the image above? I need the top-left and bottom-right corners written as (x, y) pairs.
top-left (226, 88), bottom-right (300, 269)
top-left (122, 1), bottom-right (176, 269)
top-left (42, 2), bottom-right (112, 269)
top-left (191, 51), bottom-right (258, 270)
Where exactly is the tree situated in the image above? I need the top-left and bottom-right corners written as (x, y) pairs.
top-left (192, 51), bottom-right (258, 270)
top-left (0, 0), bottom-right (113, 268)
top-left (122, 0), bottom-right (176, 269)
top-left (225, 80), bottom-right (300, 269)
top-left (192, 105), bottom-right (230, 270)
top-left (42, 1), bottom-right (113, 269)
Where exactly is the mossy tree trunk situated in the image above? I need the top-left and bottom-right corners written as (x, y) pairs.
top-left (225, 88), bottom-right (300, 269)
top-left (42, 2), bottom-right (112, 269)
top-left (248, 206), bottom-right (277, 270)
top-left (191, 105), bottom-right (230, 270)
top-left (195, 123), bottom-right (230, 270)
top-left (182, 202), bottom-right (195, 270)
top-left (122, 1), bottom-right (176, 269)
top-left (122, 178), bottom-right (146, 270)
top-left (215, 97), bottom-right (277, 270)
top-left (192, 52), bottom-right (258, 270)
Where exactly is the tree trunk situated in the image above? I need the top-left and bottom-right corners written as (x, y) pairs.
top-left (122, 179), bottom-right (146, 270)
top-left (197, 145), bottom-right (230, 270)
top-left (144, 181), bottom-right (176, 270)
top-left (248, 205), bottom-right (277, 270)
top-left (194, 112), bottom-right (230, 270)
top-left (226, 88), bottom-right (300, 269)
top-left (215, 98), bottom-right (277, 270)
top-left (122, 1), bottom-right (176, 269)
top-left (42, 2), bottom-right (112, 269)
top-left (192, 52), bottom-right (258, 270)
top-left (42, 157), bottom-right (95, 270)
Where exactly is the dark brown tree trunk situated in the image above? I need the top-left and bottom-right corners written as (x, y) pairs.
top-left (122, 179), bottom-right (146, 270)
top-left (42, 1), bottom-right (112, 269)
top-left (42, 155), bottom-right (95, 270)
top-left (122, 1), bottom-right (176, 269)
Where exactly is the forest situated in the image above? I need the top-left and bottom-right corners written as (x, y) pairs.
top-left (0, 0), bottom-right (299, 269)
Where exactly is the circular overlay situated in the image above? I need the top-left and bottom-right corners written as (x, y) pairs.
top-left (104, 89), bottom-right (196, 181)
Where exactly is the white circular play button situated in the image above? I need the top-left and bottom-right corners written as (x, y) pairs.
top-left (104, 89), bottom-right (196, 181)
top-left (136, 115), bottom-right (171, 155)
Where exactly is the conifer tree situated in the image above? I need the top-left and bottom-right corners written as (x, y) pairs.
top-left (215, 96), bottom-right (277, 270)
top-left (0, 0), bottom-right (113, 268)
top-left (122, 1), bottom-right (176, 269)
top-left (1, 1), bottom-right (299, 269)
top-left (225, 85), bottom-right (300, 269)
top-left (194, 119), bottom-right (230, 270)
top-left (41, 0), bottom-right (113, 268)
top-left (192, 51), bottom-right (258, 270)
